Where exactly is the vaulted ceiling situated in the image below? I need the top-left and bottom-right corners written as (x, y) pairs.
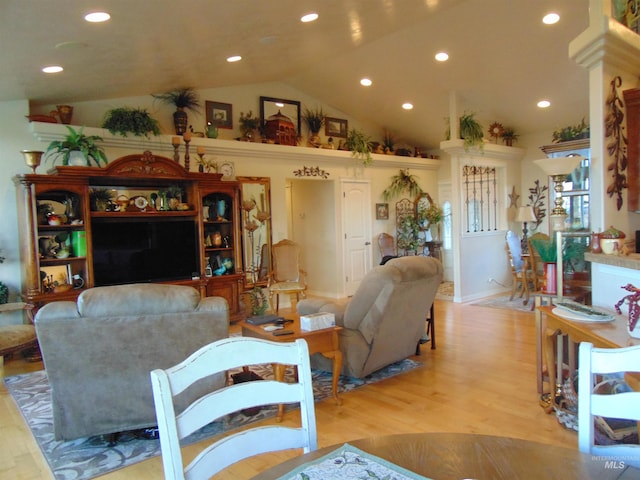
top-left (0, 0), bottom-right (589, 149)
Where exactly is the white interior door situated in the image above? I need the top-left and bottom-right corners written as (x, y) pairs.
top-left (342, 180), bottom-right (372, 296)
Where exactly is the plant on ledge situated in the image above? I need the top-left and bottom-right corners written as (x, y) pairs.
top-left (501, 127), bottom-right (519, 146)
top-left (302, 106), bottom-right (325, 135)
top-left (45, 126), bottom-right (108, 167)
top-left (346, 128), bottom-right (373, 166)
top-left (552, 117), bottom-right (590, 143)
top-left (101, 107), bottom-right (161, 138)
top-left (445, 112), bottom-right (484, 150)
top-left (152, 87), bottom-right (200, 135)
top-left (382, 169), bottom-right (424, 202)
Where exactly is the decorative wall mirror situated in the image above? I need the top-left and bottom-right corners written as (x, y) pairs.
top-left (415, 193), bottom-right (434, 230)
top-left (238, 176), bottom-right (272, 287)
top-left (260, 96), bottom-right (301, 143)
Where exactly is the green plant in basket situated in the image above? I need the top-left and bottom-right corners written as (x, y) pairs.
top-left (101, 107), bottom-right (160, 138)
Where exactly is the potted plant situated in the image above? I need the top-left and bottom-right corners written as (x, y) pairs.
top-left (382, 129), bottom-right (395, 154)
top-left (239, 111), bottom-right (261, 140)
top-left (501, 127), bottom-right (519, 146)
top-left (89, 187), bottom-right (114, 211)
top-left (382, 169), bottom-right (424, 201)
top-left (396, 216), bottom-right (421, 253)
top-left (552, 118), bottom-right (590, 143)
top-left (302, 106), bottom-right (325, 146)
top-left (152, 87), bottom-right (200, 135)
top-left (45, 126), bottom-right (108, 167)
top-left (459, 112), bottom-right (484, 149)
top-left (101, 107), bottom-right (161, 138)
top-left (346, 128), bottom-right (373, 166)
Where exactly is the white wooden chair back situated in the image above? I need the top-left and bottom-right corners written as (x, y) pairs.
top-left (150, 337), bottom-right (317, 480)
top-left (578, 342), bottom-right (640, 467)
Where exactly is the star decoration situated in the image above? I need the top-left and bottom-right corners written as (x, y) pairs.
top-left (508, 185), bottom-right (520, 208)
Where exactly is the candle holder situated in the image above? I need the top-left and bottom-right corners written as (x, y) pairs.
top-left (183, 138), bottom-right (191, 171)
top-left (197, 152), bottom-right (205, 172)
top-left (172, 143), bottom-right (180, 163)
top-left (21, 150), bottom-right (44, 174)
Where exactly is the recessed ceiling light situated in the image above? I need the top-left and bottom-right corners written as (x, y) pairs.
top-left (435, 52), bottom-right (449, 62)
top-left (42, 65), bottom-right (63, 73)
top-left (402, 103), bottom-right (414, 110)
top-left (84, 11), bottom-right (111, 22)
top-left (226, 55), bottom-right (242, 63)
top-left (537, 100), bottom-right (551, 108)
top-left (301, 13), bottom-right (319, 23)
top-left (542, 13), bottom-right (560, 25)
top-left (360, 78), bottom-right (372, 87)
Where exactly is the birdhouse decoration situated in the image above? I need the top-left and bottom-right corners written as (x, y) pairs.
top-left (264, 110), bottom-right (297, 146)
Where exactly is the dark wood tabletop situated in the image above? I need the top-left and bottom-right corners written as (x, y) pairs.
top-left (251, 432), bottom-right (636, 479)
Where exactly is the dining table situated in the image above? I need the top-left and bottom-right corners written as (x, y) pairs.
top-left (251, 432), bottom-right (637, 479)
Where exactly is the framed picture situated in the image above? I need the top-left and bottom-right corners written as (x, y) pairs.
top-left (376, 203), bottom-right (389, 220)
top-left (325, 117), bottom-right (348, 138)
top-left (41, 264), bottom-right (71, 289)
top-left (205, 101), bottom-right (233, 129)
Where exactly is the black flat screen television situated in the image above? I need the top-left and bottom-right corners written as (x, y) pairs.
top-left (91, 219), bottom-right (199, 286)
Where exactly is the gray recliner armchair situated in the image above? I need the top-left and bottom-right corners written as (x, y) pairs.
top-left (297, 256), bottom-right (443, 378)
top-left (34, 284), bottom-right (229, 440)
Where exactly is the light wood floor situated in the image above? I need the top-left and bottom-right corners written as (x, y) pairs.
top-left (0, 299), bottom-right (576, 479)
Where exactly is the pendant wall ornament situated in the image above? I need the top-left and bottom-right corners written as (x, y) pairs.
top-left (605, 76), bottom-right (628, 211)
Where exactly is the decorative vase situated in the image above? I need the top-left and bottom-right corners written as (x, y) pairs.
top-left (21, 150), bottom-right (43, 174)
top-left (212, 232), bottom-right (222, 247)
top-left (308, 132), bottom-right (321, 148)
top-left (68, 151), bottom-right (86, 166)
top-left (55, 105), bottom-right (73, 124)
top-left (217, 200), bottom-right (226, 219)
top-left (173, 108), bottom-right (188, 135)
top-left (206, 124), bottom-right (219, 139)
top-left (543, 262), bottom-right (557, 294)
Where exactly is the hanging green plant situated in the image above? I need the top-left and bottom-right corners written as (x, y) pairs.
top-left (346, 128), bottom-right (373, 166)
top-left (382, 169), bottom-right (424, 202)
top-left (445, 112), bottom-right (484, 150)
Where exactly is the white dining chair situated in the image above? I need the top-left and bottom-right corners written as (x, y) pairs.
top-left (150, 337), bottom-right (317, 480)
top-left (578, 342), bottom-right (640, 467)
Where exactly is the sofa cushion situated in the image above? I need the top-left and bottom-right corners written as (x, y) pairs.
top-left (77, 284), bottom-right (200, 317)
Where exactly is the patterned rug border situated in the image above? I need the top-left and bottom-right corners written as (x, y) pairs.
top-left (5, 358), bottom-right (422, 480)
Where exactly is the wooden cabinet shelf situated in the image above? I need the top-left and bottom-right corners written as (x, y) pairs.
top-left (14, 151), bottom-right (244, 320)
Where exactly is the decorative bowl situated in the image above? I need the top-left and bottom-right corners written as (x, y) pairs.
top-left (601, 238), bottom-right (624, 255)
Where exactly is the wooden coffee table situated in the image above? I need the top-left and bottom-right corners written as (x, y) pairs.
top-left (241, 317), bottom-right (343, 420)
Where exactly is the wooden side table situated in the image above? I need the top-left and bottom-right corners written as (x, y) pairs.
top-left (241, 318), bottom-right (343, 420)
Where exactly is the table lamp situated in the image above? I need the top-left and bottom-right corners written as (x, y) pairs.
top-left (516, 205), bottom-right (537, 253)
top-left (533, 155), bottom-right (584, 231)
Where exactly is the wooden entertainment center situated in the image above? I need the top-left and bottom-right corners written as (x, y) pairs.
top-left (13, 151), bottom-right (244, 320)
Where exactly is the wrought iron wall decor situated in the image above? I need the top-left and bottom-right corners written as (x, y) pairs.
top-left (293, 166), bottom-right (330, 179)
top-left (462, 165), bottom-right (497, 233)
top-left (527, 179), bottom-right (548, 229)
top-left (605, 75), bottom-right (628, 211)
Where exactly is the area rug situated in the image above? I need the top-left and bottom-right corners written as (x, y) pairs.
top-left (5, 358), bottom-right (421, 480)
top-left (470, 294), bottom-right (535, 313)
top-left (436, 281), bottom-right (454, 300)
